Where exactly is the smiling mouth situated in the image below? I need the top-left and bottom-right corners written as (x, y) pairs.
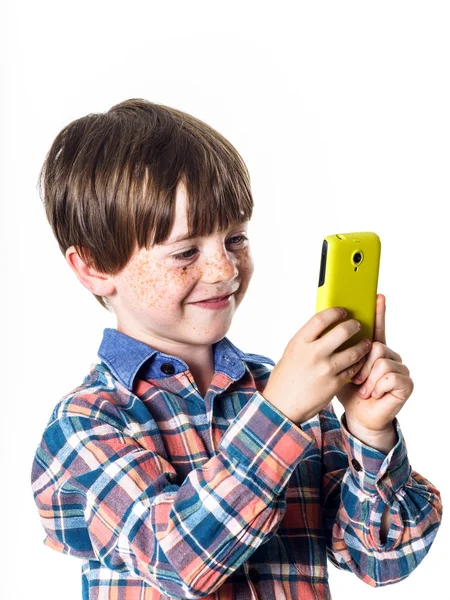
top-left (192, 293), bottom-right (233, 303)
top-left (189, 288), bottom-right (239, 303)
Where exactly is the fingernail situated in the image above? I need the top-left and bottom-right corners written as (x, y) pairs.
top-left (359, 386), bottom-right (366, 395)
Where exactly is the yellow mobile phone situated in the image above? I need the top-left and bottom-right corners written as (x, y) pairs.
top-left (316, 231), bottom-right (381, 362)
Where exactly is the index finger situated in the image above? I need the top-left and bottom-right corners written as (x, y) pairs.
top-left (373, 293), bottom-right (386, 344)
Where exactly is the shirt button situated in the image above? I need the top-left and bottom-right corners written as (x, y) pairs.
top-left (161, 363), bottom-right (175, 375)
top-left (351, 458), bottom-right (362, 472)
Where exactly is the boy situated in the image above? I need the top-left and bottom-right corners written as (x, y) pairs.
top-left (31, 98), bottom-right (442, 600)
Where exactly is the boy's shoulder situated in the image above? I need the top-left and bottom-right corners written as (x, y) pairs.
top-left (44, 362), bottom-right (133, 432)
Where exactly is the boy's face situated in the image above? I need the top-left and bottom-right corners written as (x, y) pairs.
top-left (105, 182), bottom-right (254, 353)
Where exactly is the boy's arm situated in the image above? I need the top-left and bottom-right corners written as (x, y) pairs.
top-left (319, 401), bottom-right (443, 587)
top-left (30, 390), bottom-right (314, 600)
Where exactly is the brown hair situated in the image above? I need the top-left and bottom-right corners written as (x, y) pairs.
top-left (38, 98), bottom-right (253, 311)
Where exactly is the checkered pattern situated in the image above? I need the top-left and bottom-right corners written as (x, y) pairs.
top-left (30, 329), bottom-right (442, 599)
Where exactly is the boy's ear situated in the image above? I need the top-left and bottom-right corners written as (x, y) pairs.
top-left (65, 246), bottom-right (116, 297)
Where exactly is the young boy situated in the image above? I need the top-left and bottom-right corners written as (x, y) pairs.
top-left (31, 98), bottom-right (442, 600)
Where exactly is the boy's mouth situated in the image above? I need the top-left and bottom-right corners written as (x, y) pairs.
top-left (191, 293), bottom-right (233, 304)
top-left (189, 289), bottom-right (237, 303)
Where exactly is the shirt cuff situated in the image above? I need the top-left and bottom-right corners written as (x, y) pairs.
top-left (218, 390), bottom-right (314, 497)
top-left (340, 413), bottom-right (412, 503)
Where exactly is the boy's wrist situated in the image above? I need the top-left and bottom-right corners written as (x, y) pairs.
top-left (261, 389), bottom-right (305, 426)
top-left (345, 415), bottom-right (398, 454)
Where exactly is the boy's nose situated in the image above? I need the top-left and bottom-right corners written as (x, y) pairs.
top-left (202, 250), bottom-right (240, 281)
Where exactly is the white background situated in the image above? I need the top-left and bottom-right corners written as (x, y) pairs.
top-left (2, 1), bottom-right (448, 598)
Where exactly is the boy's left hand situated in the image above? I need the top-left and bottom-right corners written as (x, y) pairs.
top-left (336, 294), bottom-right (414, 435)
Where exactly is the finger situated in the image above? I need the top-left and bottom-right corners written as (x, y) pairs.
top-left (373, 294), bottom-right (386, 345)
top-left (371, 373), bottom-right (413, 401)
top-left (301, 306), bottom-right (347, 344)
top-left (358, 361), bottom-right (410, 398)
top-left (352, 343), bottom-right (402, 384)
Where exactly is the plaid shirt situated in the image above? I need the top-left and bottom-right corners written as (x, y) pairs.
top-left (31, 328), bottom-right (442, 599)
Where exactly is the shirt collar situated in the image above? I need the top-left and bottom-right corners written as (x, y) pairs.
top-left (97, 328), bottom-right (275, 391)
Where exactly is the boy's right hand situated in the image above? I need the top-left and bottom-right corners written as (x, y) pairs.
top-left (261, 307), bottom-right (372, 425)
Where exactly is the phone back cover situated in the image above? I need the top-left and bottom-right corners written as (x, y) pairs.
top-left (316, 231), bottom-right (381, 352)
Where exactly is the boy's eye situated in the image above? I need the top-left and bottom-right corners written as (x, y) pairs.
top-left (172, 234), bottom-right (248, 262)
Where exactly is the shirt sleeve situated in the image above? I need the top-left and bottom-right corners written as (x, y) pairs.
top-left (30, 390), bottom-right (314, 600)
top-left (319, 401), bottom-right (443, 587)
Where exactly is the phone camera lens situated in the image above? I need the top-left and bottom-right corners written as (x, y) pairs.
top-left (353, 252), bottom-right (362, 264)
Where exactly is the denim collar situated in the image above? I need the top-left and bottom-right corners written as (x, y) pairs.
top-left (97, 328), bottom-right (274, 392)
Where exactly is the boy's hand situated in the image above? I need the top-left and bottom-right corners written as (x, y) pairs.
top-left (336, 294), bottom-right (414, 436)
top-left (261, 306), bottom-right (374, 426)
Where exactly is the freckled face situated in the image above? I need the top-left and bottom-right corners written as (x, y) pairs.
top-left (107, 183), bottom-right (254, 348)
